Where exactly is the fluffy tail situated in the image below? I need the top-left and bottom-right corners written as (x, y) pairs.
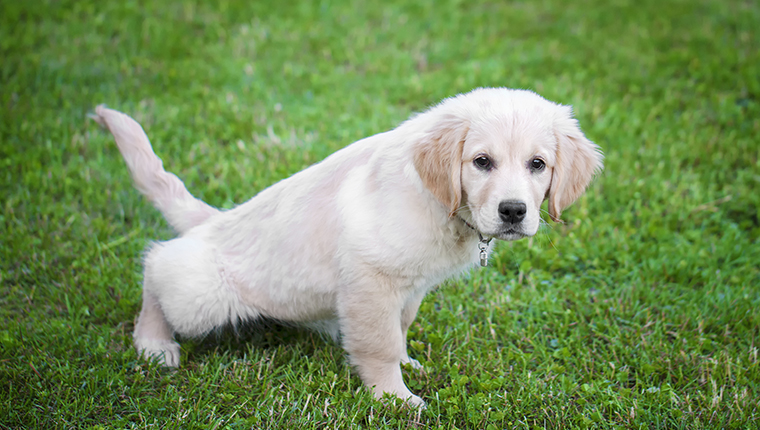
top-left (91, 105), bottom-right (220, 234)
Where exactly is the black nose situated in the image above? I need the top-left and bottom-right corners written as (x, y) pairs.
top-left (498, 200), bottom-right (527, 225)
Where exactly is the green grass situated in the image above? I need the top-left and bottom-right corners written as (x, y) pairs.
top-left (1, 0), bottom-right (759, 428)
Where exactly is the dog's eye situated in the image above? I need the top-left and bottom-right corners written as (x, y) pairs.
top-left (473, 155), bottom-right (492, 170)
top-left (530, 158), bottom-right (546, 172)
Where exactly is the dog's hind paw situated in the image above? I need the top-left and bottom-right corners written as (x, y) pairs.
top-left (134, 338), bottom-right (181, 368)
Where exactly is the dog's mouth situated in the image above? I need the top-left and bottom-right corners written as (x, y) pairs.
top-left (494, 226), bottom-right (531, 241)
top-left (460, 213), bottom-right (533, 241)
top-left (465, 218), bottom-right (531, 242)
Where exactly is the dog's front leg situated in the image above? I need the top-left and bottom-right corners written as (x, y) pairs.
top-left (400, 290), bottom-right (425, 370)
top-left (338, 281), bottom-right (425, 407)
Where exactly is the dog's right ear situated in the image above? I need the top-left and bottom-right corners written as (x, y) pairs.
top-left (412, 115), bottom-right (469, 217)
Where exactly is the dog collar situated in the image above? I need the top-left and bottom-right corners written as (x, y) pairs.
top-left (457, 216), bottom-right (492, 267)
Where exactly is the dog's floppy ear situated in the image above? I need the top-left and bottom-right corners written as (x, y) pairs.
top-left (547, 106), bottom-right (604, 222)
top-left (413, 115), bottom-right (469, 217)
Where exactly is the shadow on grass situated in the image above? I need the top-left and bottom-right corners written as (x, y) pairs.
top-left (180, 318), bottom-right (340, 365)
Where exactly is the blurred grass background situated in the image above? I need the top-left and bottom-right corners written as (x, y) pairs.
top-left (1, 0), bottom-right (759, 428)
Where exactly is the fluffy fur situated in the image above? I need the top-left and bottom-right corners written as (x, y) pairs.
top-left (93, 88), bottom-right (603, 406)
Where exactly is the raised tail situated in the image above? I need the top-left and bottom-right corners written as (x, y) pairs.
top-left (91, 105), bottom-right (220, 234)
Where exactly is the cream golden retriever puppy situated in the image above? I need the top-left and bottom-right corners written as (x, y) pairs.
top-left (93, 88), bottom-right (602, 406)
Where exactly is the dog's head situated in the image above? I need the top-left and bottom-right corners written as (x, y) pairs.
top-left (413, 88), bottom-right (603, 240)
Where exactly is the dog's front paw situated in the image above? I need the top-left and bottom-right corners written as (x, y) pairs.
top-left (401, 356), bottom-right (424, 371)
top-left (378, 389), bottom-right (427, 409)
top-left (134, 338), bottom-right (181, 367)
top-left (406, 394), bottom-right (427, 409)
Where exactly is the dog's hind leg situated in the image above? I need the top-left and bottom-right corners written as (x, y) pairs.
top-left (133, 289), bottom-right (181, 367)
top-left (133, 238), bottom-right (260, 367)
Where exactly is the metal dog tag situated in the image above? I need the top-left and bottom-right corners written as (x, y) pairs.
top-left (477, 235), bottom-right (491, 267)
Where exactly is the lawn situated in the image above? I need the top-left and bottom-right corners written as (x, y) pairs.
top-left (1, 0), bottom-right (759, 428)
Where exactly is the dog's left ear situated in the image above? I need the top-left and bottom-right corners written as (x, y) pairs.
top-left (413, 115), bottom-right (470, 217)
top-left (547, 106), bottom-right (604, 222)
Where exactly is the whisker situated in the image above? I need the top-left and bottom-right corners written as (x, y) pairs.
top-left (538, 210), bottom-right (552, 227)
top-left (537, 213), bottom-right (558, 251)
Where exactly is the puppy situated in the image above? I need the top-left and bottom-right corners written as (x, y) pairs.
top-left (93, 88), bottom-right (603, 406)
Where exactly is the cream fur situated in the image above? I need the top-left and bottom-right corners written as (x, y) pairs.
top-left (93, 87), bottom-right (603, 407)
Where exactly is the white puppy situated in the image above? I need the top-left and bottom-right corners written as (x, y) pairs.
top-left (93, 88), bottom-right (603, 406)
